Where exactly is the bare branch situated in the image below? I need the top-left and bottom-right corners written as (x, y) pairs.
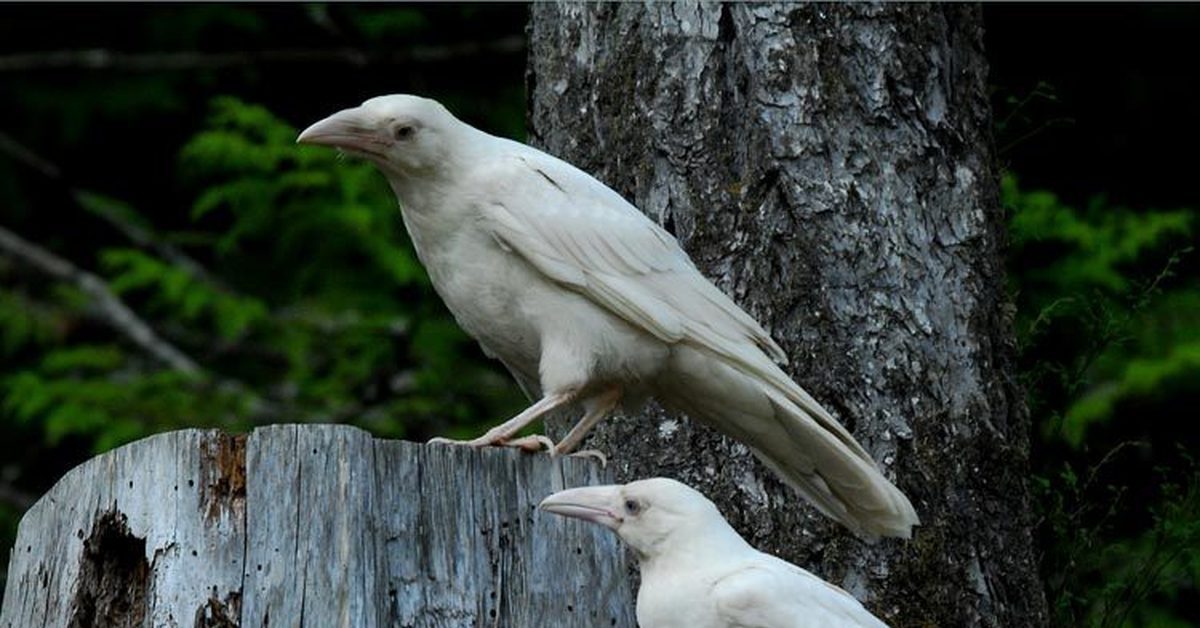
top-left (0, 132), bottom-right (60, 178)
top-left (0, 130), bottom-right (229, 291)
top-left (0, 223), bottom-right (203, 376)
top-left (275, 306), bottom-right (409, 338)
top-left (0, 38), bottom-right (525, 73)
top-left (0, 139), bottom-right (396, 425)
top-left (0, 225), bottom-right (288, 424)
top-left (3, 131), bottom-right (415, 341)
top-left (75, 190), bottom-right (230, 287)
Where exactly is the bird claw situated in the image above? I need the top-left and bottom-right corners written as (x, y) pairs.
top-left (565, 449), bottom-right (608, 467)
top-left (429, 434), bottom-right (558, 453)
top-left (505, 435), bottom-right (609, 466)
top-left (502, 434), bottom-right (557, 453)
top-left (428, 436), bottom-right (486, 448)
top-left (428, 434), bottom-right (606, 466)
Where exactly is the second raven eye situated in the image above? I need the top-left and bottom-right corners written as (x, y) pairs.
top-left (393, 125), bottom-right (415, 140)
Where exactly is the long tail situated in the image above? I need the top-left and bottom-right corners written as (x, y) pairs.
top-left (660, 345), bottom-right (919, 540)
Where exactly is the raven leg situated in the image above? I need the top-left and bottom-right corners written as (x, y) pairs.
top-left (553, 387), bottom-right (621, 455)
top-left (429, 390), bottom-right (576, 448)
top-left (501, 386), bottom-right (620, 459)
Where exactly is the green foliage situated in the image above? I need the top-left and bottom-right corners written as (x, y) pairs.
top-left (181, 97), bottom-right (427, 300)
top-left (1009, 185), bottom-right (1190, 293)
top-left (0, 290), bottom-right (68, 355)
top-left (0, 7), bottom-right (1193, 623)
top-left (1006, 175), bottom-right (1196, 445)
top-left (0, 96), bottom-right (524, 459)
top-left (346, 7), bottom-right (429, 42)
top-left (1008, 174), bottom-right (1200, 626)
top-left (102, 248), bottom-right (268, 340)
top-left (5, 365), bottom-right (251, 452)
top-left (1098, 472), bottom-right (1200, 628)
top-left (144, 5), bottom-right (263, 47)
top-left (0, 3), bottom-right (532, 598)
top-left (1037, 448), bottom-right (1200, 628)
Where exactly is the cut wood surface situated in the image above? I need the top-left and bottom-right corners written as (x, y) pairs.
top-left (1, 424), bottom-right (635, 627)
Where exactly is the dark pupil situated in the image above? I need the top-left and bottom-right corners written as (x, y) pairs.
top-left (395, 126), bottom-right (414, 140)
top-left (624, 500), bottom-right (639, 514)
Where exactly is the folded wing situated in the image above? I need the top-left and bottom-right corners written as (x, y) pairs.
top-left (474, 146), bottom-right (916, 537)
top-left (713, 562), bottom-right (890, 628)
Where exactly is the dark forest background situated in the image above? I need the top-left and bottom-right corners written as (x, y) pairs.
top-left (0, 5), bottom-right (1196, 626)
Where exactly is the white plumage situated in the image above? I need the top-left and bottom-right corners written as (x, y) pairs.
top-left (298, 94), bottom-right (918, 539)
top-left (540, 478), bottom-right (891, 628)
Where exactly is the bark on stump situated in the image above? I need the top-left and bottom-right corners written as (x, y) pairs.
top-left (1, 425), bottom-right (635, 627)
top-left (529, 4), bottom-right (1048, 627)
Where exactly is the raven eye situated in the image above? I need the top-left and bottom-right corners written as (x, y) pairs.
top-left (624, 499), bottom-right (640, 515)
top-left (393, 125), bottom-right (415, 140)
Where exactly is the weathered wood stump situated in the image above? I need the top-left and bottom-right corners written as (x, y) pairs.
top-left (1, 424), bottom-right (635, 627)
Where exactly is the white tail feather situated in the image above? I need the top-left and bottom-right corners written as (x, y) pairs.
top-left (661, 345), bottom-right (919, 539)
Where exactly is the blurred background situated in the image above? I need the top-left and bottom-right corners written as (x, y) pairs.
top-left (0, 4), bottom-right (1196, 626)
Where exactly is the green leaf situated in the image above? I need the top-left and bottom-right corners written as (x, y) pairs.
top-left (40, 346), bottom-right (124, 374)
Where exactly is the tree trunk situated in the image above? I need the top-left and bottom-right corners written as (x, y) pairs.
top-left (528, 4), bottom-right (1047, 627)
top-left (1, 425), bottom-right (635, 627)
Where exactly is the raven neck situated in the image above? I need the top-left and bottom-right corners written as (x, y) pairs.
top-left (640, 519), bottom-right (754, 575)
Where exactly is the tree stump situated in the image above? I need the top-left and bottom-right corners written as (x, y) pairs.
top-left (1, 425), bottom-right (635, 627)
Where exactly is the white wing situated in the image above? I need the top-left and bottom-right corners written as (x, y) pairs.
top-left (471, 144), bottom-right (919, 538)
top-left (712, 561), bottom-right (890, 628)
top-left (471, 143), bottom-right (874, 460)
top-left (475, 145), bottom-right (786, 364)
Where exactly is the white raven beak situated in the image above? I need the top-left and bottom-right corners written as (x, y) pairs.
top-left (297, 106), bottom-right (389, 158)
top-left (539, 485), bottom-right (624, 530)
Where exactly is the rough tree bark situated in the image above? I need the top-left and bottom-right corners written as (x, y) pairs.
top-left (529, 4), bottom-right (1047, 627)
top-left (1, 426), bottom-right (635, 627)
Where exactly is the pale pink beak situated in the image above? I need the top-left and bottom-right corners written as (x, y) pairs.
top-left (539, 485), bottom-right (624, 530)
top-left (297, 106), bottom-right (389, 158)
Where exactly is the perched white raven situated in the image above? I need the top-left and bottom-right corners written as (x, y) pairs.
top-left (541, 478), bottom-right (891, 627)
top-left (298, 95), bottom-right (917, 539)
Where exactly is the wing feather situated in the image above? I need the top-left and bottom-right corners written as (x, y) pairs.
top-left (476, 148), bottom-right (916, 536)
top-left (477, 151), bottom-right (786, 368)
top-left (713, 563), bottom-right (890, 628)
top-left (587, 272), bottom-right (686, 342)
